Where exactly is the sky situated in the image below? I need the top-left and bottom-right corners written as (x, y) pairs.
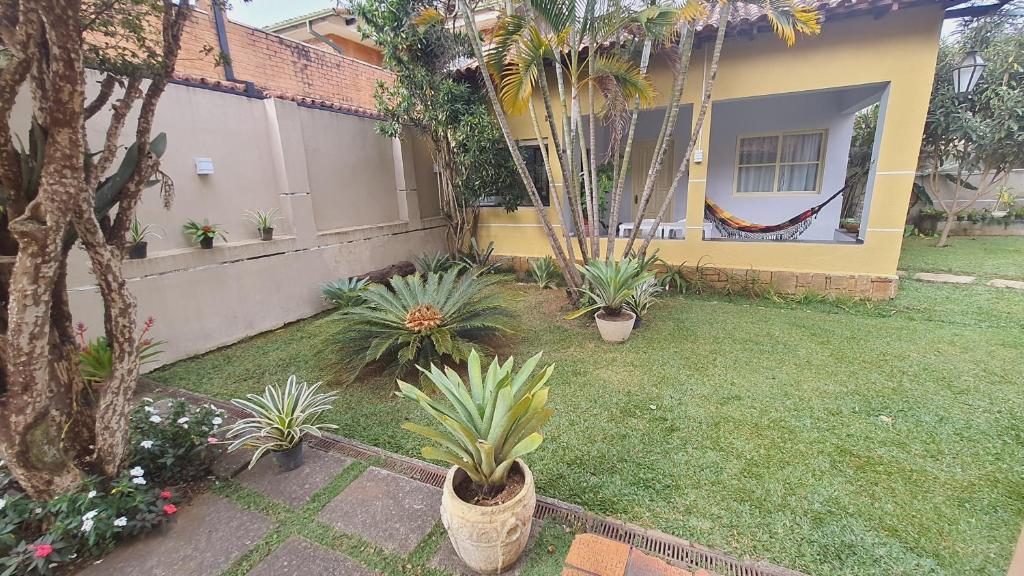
top-left (229, 0), bottom-right (338, 29)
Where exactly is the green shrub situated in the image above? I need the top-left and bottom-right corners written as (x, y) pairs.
top-left (322, 277), bottom-right (370, 308)
top-left (331, 270), bottom-right (513, 383)
top-left (458, 239), bottom-right (505, 275)
top-left (129, 398), bottom-right (223, 484)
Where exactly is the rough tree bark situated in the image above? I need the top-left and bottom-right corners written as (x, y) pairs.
top-left (0, 0), bottom-right (189, 498)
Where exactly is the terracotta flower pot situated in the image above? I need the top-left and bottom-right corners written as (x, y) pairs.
top-left (440, 460), bottom-right (535, 574)
top-left (594, 309), bottom-right (635, 343)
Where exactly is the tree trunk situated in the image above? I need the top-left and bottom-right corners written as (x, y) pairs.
top-left (936, 208), bottom-right (957, 247)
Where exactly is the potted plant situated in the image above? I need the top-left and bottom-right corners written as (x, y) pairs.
top-left (565, 258), bottom-right (651, 342)
top-left (839, 218), bottom-right (860, 234)
top-left (625, 277), bottom-right (662, 329)
top-left (396, 349), bottom-right (553, 574)
top-left (223, 375), bottom-right (339, 472)
top-left (183, 219), bottom-right (226, 249)
top-left (245, 208), bottom-right (282, 241)
top-left (127, 217), bottom-right (161, 260)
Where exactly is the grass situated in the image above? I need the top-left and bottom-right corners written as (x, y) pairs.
top-left (899, 236), bottom-right (1024, 280)
top-left (152, 278), bottom-right (1024, 576)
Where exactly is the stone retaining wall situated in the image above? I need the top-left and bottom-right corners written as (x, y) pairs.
top-left (501, 256), bottom-right (899, 300)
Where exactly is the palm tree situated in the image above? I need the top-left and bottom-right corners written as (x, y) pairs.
top-left (461, 0), bottom-right (822, 286)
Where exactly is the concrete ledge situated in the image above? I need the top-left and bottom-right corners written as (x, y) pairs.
top-left (122, 236), bottom-right (299, 279)
top-left (315, 217), bottom-right (446, 247)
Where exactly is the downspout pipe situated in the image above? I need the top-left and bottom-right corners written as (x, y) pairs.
top-left (307, 21), bottom-right (346, 57)
top-left (212, 1), bottom-right (236, 82)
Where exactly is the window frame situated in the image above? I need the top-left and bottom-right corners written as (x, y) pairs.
top-left (733, 129), bottom-right (828, 197)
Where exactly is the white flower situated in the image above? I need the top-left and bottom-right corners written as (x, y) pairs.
top-left (113, 516), bottom-right (128, 527)
top-left (129, 466), bottom-right (145, 477)
top-left (211, 417), bottom-right (223, 426)
top-left (81, 518), bottom-right (94, 533)
top-left (131, 477), bottom-right (147, 485)
top-left (139, 440), bottom-right (154, 449)
top-left (177, 417), bottom-right (190, 426)
top-left (82, 509), bottom-right (99, 521)
top-left (149, 414), bottom-right (162, 423)
top-left (87, 490), bottom-right (97, 499)
top-left (144, 406), bottom-right (157, 414)
top-left (0, 498), bottom-right (5, 511)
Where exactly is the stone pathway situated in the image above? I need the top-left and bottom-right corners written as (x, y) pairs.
top-left (73, 446), bottom-right (732, 576)
top-left (906, 271), bottom-right (1024, 289)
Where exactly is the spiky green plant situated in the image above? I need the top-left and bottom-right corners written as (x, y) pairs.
top-left (529, 256), bottom-right (558, 289)
top-left (396, 349), bottom-right (553, 497)
top-left (414, 251), bottom-right (464, 275)
top-left (322, 277), bottom-right (370, 308)
top-left (625, 277), bottom-right (662, 319)
top-left (565, 259), bottom-right (653, 319)
top-left (224, 375), bottom-right (339, 469)
top-left (458, 238), bottom-right (505, 275)
top-left (332, 270), bottom-right (513, 382)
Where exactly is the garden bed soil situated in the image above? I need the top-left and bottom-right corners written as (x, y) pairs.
top-left (453, 463), bottom-right (526, 507)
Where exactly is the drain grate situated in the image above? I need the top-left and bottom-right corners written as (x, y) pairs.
top-left (164, 385), bottom-right (805, 576)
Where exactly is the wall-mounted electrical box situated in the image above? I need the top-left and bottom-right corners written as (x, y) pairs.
top-left (195, 157), bottom-right (215, 175)
top-left (693, 149), bottom-right (704, 164)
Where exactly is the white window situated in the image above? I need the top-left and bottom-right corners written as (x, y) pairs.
top-left (735, 130), bottom-right (826, 195)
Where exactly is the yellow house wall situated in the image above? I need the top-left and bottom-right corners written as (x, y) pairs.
top-left (478, 6), bottom-right (944, 278)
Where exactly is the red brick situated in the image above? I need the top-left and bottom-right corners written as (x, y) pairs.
top-left (564, 534), bottom-right (630, 576)
top-left (625, 549), bottom-right (692, 576)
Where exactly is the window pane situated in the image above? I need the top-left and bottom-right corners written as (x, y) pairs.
top-left (778, 163), bottom-right (819, 192)
top-left (517, 145), bottom-right (550, 206)
top-left (738, 135), bottom-right (779, 165)
top-left (780, 132), bottom-right (823, 163)
top-left (737, 165), bottom-right (777, 193)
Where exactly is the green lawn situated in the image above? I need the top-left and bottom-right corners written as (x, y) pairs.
top-left (899, 236), bottom-right (1024, 280)
top-left (151, 279), bottom-right (1024, 576)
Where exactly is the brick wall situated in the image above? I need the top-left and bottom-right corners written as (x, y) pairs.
top-left (175, 8), bottom-right (392, 112)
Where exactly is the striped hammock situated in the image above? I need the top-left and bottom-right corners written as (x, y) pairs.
top-left (704, 187), bottom-right (846, 241)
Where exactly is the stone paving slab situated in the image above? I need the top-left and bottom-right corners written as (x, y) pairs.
top-left (912, 272), bottom-right (976, 284)
top-left (429, 524), bottom-right (539, 575)
top-left (77, 493), bottom-right (272, 576)
top-left (987, 278), bottom-right (1024, 290)
top-left (238, 446), bottom-right (352, 507)
top-left (210, 445), bottom-right (253, 479)
top-left (317, 466), bottom-right (440, 556)
top-left (247, 536), bottom-right (379, 576)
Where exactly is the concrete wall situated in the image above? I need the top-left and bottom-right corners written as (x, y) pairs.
top-left (12, 73), bottom-right (445, 368)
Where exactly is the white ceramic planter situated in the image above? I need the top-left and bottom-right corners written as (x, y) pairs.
top-left (594, 310), bottom-right (636, 342)
top-left (440, 460), bottom-right (536, 574)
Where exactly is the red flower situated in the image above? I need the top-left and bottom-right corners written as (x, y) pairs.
top-left (163, 504), bottom-right (177, 515)
top-left (160, 490), bottom-right (172, 500)
top-left (33, 544), bottom-right (53, 558)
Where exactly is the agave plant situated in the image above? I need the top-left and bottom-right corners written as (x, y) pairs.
top-left (396, 349), bottom-right (553, 497)
top-left (224, 376), bottom-right (339, 469)
top-left (322, 276), bottom-right (370, 308)
top-left (458, 238), bottom-right (505, 275)
top-left (332, 270), bottom-right (513, 382)
top-left (529, 256), bottom-right (558, 289)
top-left (414, 251), bottom-right (464, 275)
top-left (565, 259), bottom-right (653, 319)
top-left (625, 277), bottom-right (662, 319)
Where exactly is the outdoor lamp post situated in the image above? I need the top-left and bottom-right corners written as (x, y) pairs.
top-left (952, 50), bottom-right (986, 99)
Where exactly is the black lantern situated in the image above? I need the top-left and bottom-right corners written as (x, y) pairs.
top-left (952, 50), bottom-right (986, 98)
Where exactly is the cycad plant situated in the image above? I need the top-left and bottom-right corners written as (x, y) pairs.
top-left (458, 0), bottom-right (821, 288)
top-left (332, 270), bottom-right (514, 382)
top-left (415, 251), bottom-right (465, 275)
top-left (322, 276), bottom-right (371, 308)
top-left (224, 375), bottom-right (339, 469)
top-left (396, 349), bottom-right (554, 498)
top-left (458, 238), bottom-right (505, 276)
top-left (565, 258), bottom-right (653, 319)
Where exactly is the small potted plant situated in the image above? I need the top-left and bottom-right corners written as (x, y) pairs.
top-left (183, 219), bottom-right (226, 249)
top-left (839, 218), bottom-right (860, 234)
top-left (397, 349), bottom-right (553, 574)
top-left (245, 208), bottom-right (282, 241)
top-left (127, 217), bottom-right (161, 260)
top-left (223, 375), bottom-right (339, 471)
top-left (565, 258), bottom-right (651, 342)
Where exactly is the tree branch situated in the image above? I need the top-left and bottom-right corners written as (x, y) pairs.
top-left (87, 75), bottom-right (142, 191)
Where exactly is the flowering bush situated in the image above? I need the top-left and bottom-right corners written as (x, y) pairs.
top-left (0, 398), bottom-right (212, 575)
top-left (129, 398), bottom-right (224, 484)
